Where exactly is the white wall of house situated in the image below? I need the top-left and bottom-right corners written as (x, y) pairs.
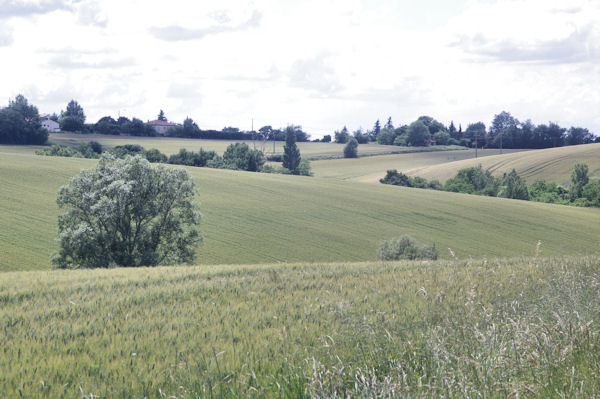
top-left (41, 118), bottom-right (60, 132)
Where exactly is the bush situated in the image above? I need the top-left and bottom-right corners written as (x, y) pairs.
top-left (377, 235), bottom-right (438, 261)
top-left (222, 142), bottom-right (265, 171)
top-left (343, 137), bottom-right (358, 158)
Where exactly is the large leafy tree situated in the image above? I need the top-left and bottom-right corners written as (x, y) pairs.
top-left (406, 120), bottom-right (431, 146)
top-left (60, 100), bottom-right (86, 132)
top-left (282, 125), bottom-right (301, 174)
top-left (0, 94), bottom-right (48, 144)
top-left (54, 155), bottom-right (202, 268)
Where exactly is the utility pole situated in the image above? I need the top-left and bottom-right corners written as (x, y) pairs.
top-left (252, 118), bottom-right (255, 150)
top-left (475, 133), bottom-right (478, 158)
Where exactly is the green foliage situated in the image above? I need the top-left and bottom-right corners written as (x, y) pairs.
top-left (144, 148), bottom-right (168, 163)
top-left (54, 155), bottom-right (201, 268)
top-left (321, 134), bottom-right (331, 142)
top-left (377, 235), bottom-right (438, 260)
top-left (0, 94), bottom-right (48, 144)
top-left (380, 169), bottom-right (413, 186)
top-left (343, 137), bottom-right (358, 158)
top-left (334, 127), bottom-right (350, 144)
top-left (444, 165), bottom-right (499, 196)
top-left (168, 148), bottom-right (216, 167)
top-left (433, 130), bottom-right (451, 145)
top-left (297, 158), bottom-right (312, 176)
top-left (59, 100), bottom-right (86, 132)
top-left (283, 126), bottom-right (302, 174)
top-left (498, 169), bottom-right (529, 200)
top-left (407, 120), bottom-right (431, 146)
top-left (529, 180), bottom-right (569, 204)
top-left (376, 127), bottom-right (396, 145)
top-left (222, 142), bottom-right (265, 171)
top-left (94, 116), bottom-right (120, 135)
top-left (579, 181), bottom-right (600, 207)
top-left (570, 163), bottom-right (589, 201)
top-left (36, 142), bottom-right (101, 159)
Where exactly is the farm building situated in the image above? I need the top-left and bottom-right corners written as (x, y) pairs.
top-left (147, 119), bottom-right (178, 135)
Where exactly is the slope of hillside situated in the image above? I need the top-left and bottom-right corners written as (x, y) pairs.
top-left (406, 143), bottom-right (600, 184)
top-left (1, 146), bottom-right (599, 271)
top-left (311, 148), bottom-right (524, 182)
top-left (2, 256), bottom-right (600, 397)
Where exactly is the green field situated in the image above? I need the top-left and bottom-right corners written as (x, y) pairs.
top-left (48, 133), bottom-right (451, 160)
top-left (2, 255), bottom-right (599, 397)
top-left (2, 146), bottom-right (600, 272)
top-left (406, 143), bottom-right (600, 184)
top-left (311, 148), bottom-right (524, 182)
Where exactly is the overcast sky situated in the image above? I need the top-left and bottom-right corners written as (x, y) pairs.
top-left (1, 0), bottom-right (600, 137)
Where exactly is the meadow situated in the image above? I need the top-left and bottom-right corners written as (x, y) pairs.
top-left (2, 146), bottom-right (600, 271)
top-left (1, 255), bottom-right (599, 397)
top-left (406, 143), bottom-right (600, 184)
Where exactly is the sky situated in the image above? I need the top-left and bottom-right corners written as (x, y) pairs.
top-left (1, 0), bottom-right (600, 138)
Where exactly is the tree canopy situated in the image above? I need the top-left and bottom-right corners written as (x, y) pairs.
top-left (283, 126), bottom-right (301, 174)
top-left (54, 155), bottom-right (201, 268)
top-left (0, 94), bottom-right (48, 144)
top-left (59, 100), bottom-right (86, 132)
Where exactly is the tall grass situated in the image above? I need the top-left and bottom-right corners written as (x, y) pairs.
top-left (1, 255), bottom-right (600, 397)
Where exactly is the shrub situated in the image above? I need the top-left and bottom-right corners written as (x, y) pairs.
top-left (343, 137), bottom-right (358, 158)
top-left (377, 235), bottom-right (438, 261)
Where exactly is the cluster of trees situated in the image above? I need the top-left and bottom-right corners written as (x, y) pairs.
top-left (332, 113), bottom-right (598, 149)
top-left (0, 95), bottom-right (48, 144)
top-left (380, 163), bottom-right (600, 207)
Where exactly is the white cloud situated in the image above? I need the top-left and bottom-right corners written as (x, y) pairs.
top-left (1, 0), bottom-right (600, 136)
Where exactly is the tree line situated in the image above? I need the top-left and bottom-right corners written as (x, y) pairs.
top-left (380, 163), bottom-right (600, 207)
top-left (332, 113), bottom-right (598, 149)
top-left (3, 95), bottom-right (599, 149)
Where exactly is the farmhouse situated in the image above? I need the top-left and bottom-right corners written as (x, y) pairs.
top-left (39, 113), bottom-right (60, 132)
top-left (147, 119), bottom-right (178, 135)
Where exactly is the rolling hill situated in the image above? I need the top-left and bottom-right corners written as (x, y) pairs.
top-left (405, 143), bottom-right (600, 184)
top-left (1, 146), bottom-right (599, 272)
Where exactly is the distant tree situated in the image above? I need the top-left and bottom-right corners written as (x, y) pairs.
top-left (378, 235), bottom-right (438, 261)
top-left (353, 128), bottom-right (370, 144)
top-left (343, 137), bottom-right (359, 158)
top-left (489, 111), bottom-right (520, 149)
top-left (417, 116), bottom-right (445, 135)
top-left (406, 120), bottom-right (431, 146)
top-left (334, 126), bottom-right (350, 143)
top-left (433, 130), bottom-right (451, 145)
top-left (126, 118), bottom-right (155, 136)
top-left (376, 127), bottom-right (396, 145)
top-left (54, 155), bottom-right (201, 268)
top-left (283, 126), bottom-right (301, 174)
top-left (570, 163), bottom-right (589, 201)
top-left (182, 117), bottom-right (201, 138)
top-left (59, 100), bottom-right (86, 132)
top-left (498, 169), bottom-right (529, 200)
top-left (566, 127), bottom-right (595, 146)
top-left (464, 122), bottom-right (486, 148)
top-left (444, 165), bottom-right (498, 196)
top-left (0, 94), bottom-right (48, 144)
top-left (222, 142), bottom-right (265, 171)
top-left (380, 169), bottom-right (412, 187)
top-left (385, 117), bottom-right (394, 130)
top-left (371, 119), bottom-right (381, 141)
top-left (157, 110), bottom-right (167, 121)
top-left (94, 116), bottom-right (120, 135)
top-left (321, 134), bottom-right (332, 142)
top-left (448, 121), bottom-right (458, 138)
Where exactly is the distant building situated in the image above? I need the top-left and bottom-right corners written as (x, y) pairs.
top-left (147, 119), bottom-right (178, 135)
top-left (40, 114), bottom-right (60, 132)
